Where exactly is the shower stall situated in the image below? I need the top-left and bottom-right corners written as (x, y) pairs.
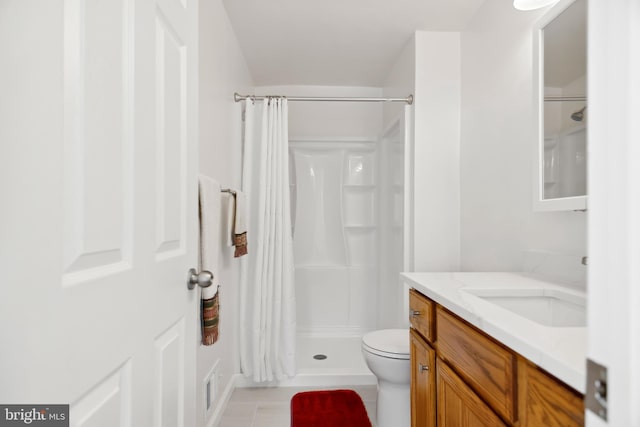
top-left (235, 87), bottom-right (411, 386)
top-left (285, 109), bottom-right (409, 385)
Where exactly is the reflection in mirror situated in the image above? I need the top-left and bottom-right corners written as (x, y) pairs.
top-left (534, 0), bottom-right (587, 211)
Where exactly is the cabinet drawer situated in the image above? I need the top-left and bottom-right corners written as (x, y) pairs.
top-left (409, 289), bottom-right (435, 343)
top-left (436, 307), bottom-right (517, 424)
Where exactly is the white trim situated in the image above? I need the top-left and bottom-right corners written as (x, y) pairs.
top-left (206, 374), bottom-right (240, 427)
top-left (403, 104), bottom-right (414, 272)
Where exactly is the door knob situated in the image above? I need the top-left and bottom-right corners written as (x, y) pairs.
top-left (187, 268), bottom-right (214, 290)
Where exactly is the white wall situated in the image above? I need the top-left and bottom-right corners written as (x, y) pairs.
top-left (197, 1), bottom-right (252, 425)
top-left (255, 85), bottom-right (384, 138)
top-left (412, 32), bottom-right (462, 272)
top-left (381, 32), bottom-right (462, 276)
top-left (460, 1), bottom-right (586, 280)
top-left (383, 38), bottom-right (416, 130)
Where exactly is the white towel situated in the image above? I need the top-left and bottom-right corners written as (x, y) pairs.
top-left (198, 175), bottom-right (221, 300)
top-left (220, 192), bottom-right (235, 248)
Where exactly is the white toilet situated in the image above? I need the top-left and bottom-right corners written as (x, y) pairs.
top-left (361, 329), bottom-right (411, 427)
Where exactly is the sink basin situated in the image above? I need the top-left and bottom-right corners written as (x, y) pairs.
top-left (463, 288), bottom-right (586, 327)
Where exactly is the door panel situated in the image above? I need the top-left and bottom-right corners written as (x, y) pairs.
top-left (0, 0), bottom-right (198, 425)
top-left (62, 0), bottom-right (134, 285)
top-left (155, 6), bottom-right (188, 259)
top-left (70, 362), bottom-right (133, 426)
top-left (154, 319), bottom-right (186, 427)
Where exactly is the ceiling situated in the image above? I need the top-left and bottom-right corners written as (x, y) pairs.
top-left (221, 0), bottom-right (486, 87)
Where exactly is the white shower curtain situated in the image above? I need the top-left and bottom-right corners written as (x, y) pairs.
top-left (239, 97), bottom-right (296, 382)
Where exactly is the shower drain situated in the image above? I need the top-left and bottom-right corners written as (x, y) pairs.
top-left (313, 354), bottom-right (327, 360)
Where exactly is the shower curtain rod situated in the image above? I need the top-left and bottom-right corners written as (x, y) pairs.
top-left (234, 92), bottom-right (413, 105)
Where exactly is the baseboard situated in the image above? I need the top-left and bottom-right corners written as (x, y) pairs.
top-left (235, 372), bottom-right (376, 388)
top-left (206, 373), bottom-right (241, 427)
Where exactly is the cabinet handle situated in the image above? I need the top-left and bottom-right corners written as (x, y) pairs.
top-left (419, 363), bottom-right (429, 373)
top-left (410, 309), bottom-right (421, 317)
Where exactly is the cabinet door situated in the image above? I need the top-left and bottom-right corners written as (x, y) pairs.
top-left (519, 360), bottom-right (584, 426)
top-left (437, 359), bottom-right (507, 427)
top-left (437, 307), bottom-right (517, 423)
top-left (411, 329), bottom-right (436, 427)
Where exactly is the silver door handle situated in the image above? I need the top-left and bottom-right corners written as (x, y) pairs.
top-left (187, 268), bottom-right (214, 290)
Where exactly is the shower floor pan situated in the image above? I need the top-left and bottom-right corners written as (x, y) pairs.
top-left (282, 335), bottom-right (376, 387)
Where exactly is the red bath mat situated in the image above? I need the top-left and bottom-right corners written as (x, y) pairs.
top-left (290, 389), bottom-right (372, 427)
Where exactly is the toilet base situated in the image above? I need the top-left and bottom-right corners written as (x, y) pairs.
top-left (376, 380), bottom-right (410, 427)
top-left (361, 329), bottom-right (411, 427)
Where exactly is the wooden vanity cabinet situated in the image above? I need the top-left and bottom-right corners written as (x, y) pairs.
top-left (409, 288), bottom-right (585, 427)
top-left (409, 290), bottom-right (436, 427)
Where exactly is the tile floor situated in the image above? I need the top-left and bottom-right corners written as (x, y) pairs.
top-left (218, 385), bottom-right (378, 427)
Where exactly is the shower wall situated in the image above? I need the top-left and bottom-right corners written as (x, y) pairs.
top-left (255, 85), bottom-right (403, 337)
top-left (290, 139), bottom-right (378, 335)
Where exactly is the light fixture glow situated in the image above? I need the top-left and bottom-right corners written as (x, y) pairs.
top-left (513, 0), bottom-right (560, 11)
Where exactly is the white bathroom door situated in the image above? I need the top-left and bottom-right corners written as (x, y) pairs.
top-left (0, 0), bottom-right (199, 426)
top-left (586, 1), bottom-right (640, 426)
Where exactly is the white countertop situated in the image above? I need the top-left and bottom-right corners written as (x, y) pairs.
top-left (402, 272), bottom-right (586, 393)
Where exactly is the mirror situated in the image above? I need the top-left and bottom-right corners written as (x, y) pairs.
top-left (533, 0), bottom-right (587, 211)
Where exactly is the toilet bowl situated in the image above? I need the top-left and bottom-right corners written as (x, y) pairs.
top-left (361, 329), bottom-right (411, 427)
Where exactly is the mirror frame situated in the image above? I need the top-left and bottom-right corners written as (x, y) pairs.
top-left (532, 0), bottom-right (587, 212)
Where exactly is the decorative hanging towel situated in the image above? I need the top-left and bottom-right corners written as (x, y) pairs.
top-left (198, 175), bottom-right (222, 345)
top-left (232, 191), bottom-right (248, 257)
top-left (201, 291), bottom-right (220, 345)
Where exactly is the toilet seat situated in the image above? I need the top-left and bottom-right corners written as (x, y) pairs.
top-left (362, 329), bottom-right (410, 360)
